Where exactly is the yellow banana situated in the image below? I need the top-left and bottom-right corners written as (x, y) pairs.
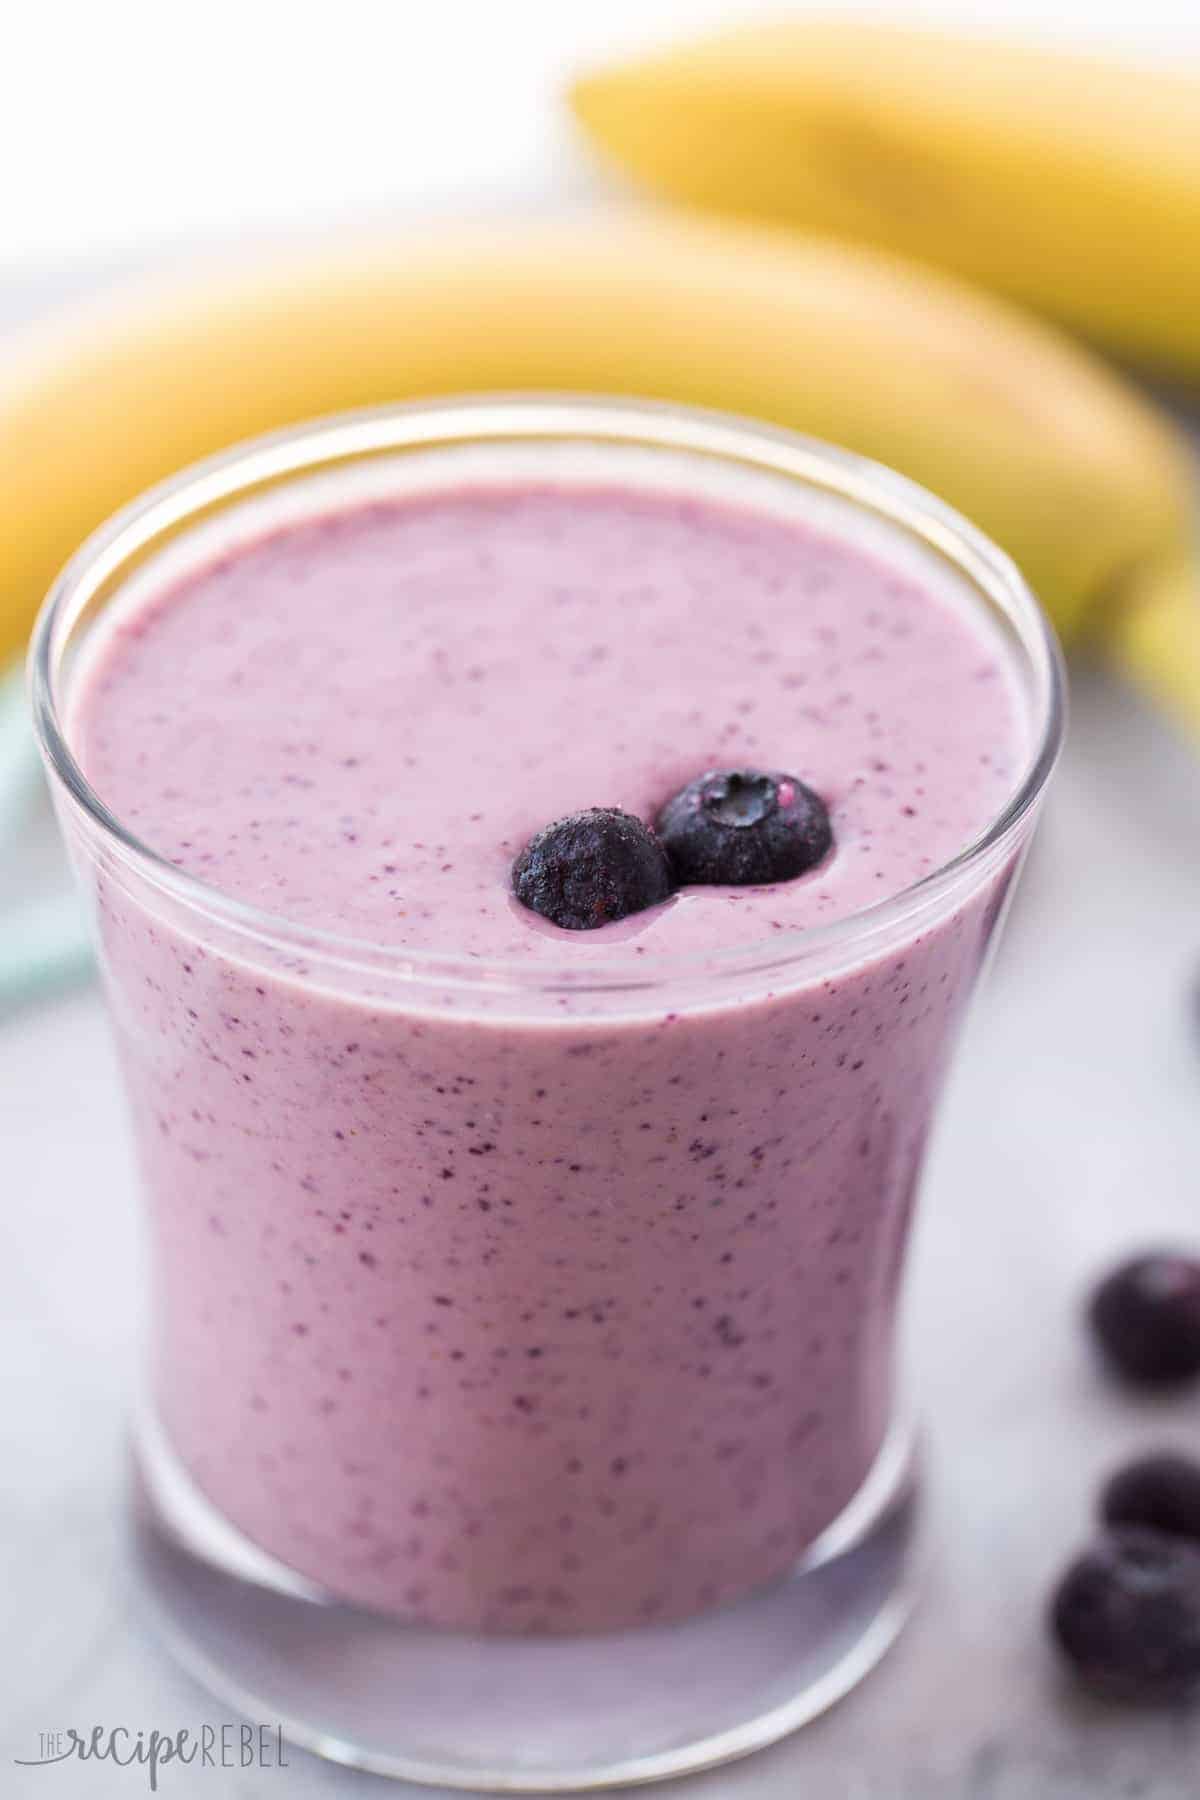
top-left (0, 217), bottom-right (1194, 720)
top-left (571, 20), bottom-right (1200, 379)
top-left (1108, 559), bottom-right (1200, 734)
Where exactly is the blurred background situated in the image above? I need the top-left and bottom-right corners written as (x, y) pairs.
top-left (3, 2), bottom-right (1200, 1796)
top-left (8, 0), bottom-right (1199, 271)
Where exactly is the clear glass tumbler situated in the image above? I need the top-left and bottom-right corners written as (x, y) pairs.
top-left (30, 399), bottom-right (1064, 1790)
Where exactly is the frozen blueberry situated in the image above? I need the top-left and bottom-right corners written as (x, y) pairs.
top-left (656, 768), bottom-right (832, 887)
top-left (1102, 1454), bottom-right (1200, 1544)
top-left (512, 807), bottom-right (673, 931)
top-left (1088, 1253), bottom-right (1200, 1386)
top-left (1050, 1528), bottom-right (1200, 1702)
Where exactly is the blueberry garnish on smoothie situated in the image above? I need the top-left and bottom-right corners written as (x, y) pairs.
top-left (656, 768), bottom-right (832, 888)
top-left (512, 806), bottom-right (674, 930)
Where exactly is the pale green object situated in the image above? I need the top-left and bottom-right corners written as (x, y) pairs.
top-left (0, 662), bottom-right (93, 1013)
top-left (0, 891), bottom-right (94, 1011)
top-left (0, 663), bottom-right (40, 840)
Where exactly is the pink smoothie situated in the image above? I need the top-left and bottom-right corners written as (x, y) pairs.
top-left (74, 477), bottom-right (1030, 1632)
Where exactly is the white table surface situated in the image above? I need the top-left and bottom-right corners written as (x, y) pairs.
top-left (4, 7), bottom-right (1200, 1791)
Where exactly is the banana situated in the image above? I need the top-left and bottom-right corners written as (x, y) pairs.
top-left (1108, 559), bottom-right (1200, 738)
top-left (1, 216), bottom-right (1194, 720)
top-left (571, 20), bottom-right (1200, 379)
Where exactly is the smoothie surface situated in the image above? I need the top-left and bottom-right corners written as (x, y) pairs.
top-left (77, 483), bottom-right (1029, 959)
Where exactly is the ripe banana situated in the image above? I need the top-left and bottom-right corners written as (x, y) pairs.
top-left (1, 217), bottom-right (1194, 722)
top-left (571, 20), bottom-right (1200, 380)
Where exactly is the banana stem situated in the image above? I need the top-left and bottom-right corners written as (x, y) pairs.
top-left (1105, 557), bottom-right (1200, 740)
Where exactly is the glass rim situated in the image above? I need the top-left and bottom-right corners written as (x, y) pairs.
top-left (29, 394), bottom-right (1066, 998)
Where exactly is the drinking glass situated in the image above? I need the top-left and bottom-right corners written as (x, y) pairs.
top-left (31, 399), bottom-right (1064, 1789)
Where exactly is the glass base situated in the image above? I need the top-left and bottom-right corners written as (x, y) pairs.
top-left (130, 1411), bottom-right (921, 1791)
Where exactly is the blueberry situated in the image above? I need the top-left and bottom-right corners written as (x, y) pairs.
top-left (512, 807), bottom-right (673, 931)
top-left (656, 768), bottom-right (832, 888)
top-left (1088, 1253), bottom-right (1200, 1386)
top-left (1102, 1454), bottom-right (1200, 1544)
top-left (1050, 1528), bottom-right (1200, 1702)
